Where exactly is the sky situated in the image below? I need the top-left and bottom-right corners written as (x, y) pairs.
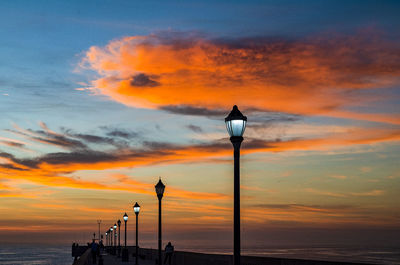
top-left (0, 0), bottom-right (399, 250)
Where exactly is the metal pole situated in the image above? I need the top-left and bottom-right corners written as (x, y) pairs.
top-left (231, 136), bottom-right (242, 265)
top-left (136, 213), bottom-right (139, 265)
top-left (118, 223), bottom-right (121, 256)
top-left (158, 198), bottom-right (162, 265)
top-left (124, 221), bottom-right (127, 248)
top-left (114, 229), bottom-right (117, 253)
top-left (97, 220), bottom-right (101, 242)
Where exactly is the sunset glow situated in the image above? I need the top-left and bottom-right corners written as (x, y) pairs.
top-left (0, 0), bottom-right (399, 253)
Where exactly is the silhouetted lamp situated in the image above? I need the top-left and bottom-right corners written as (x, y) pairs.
top-left (155, 179), bottom-right (165, 199)
top-left (105, 231), bottom-right (108, 247)
top-left (122, 213), bottom-right (129, 261)
top-left (117, 219), bottom-right (121, 257)
top-left (225, 105), bottom-right (247, 265)
top-left (133, 202), bottom-right (141, 265)
top-left (109, 226), bottom-right (114, 252)
top-left (155, 178), bottom-right (165, 264)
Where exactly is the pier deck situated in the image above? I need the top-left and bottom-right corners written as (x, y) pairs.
top-left (100, 252), bottom-right (153, 265)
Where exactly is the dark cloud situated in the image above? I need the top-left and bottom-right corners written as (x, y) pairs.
top-left (130, 73), bottom-right (160, 87)
top-left (0, 152), bottom-right (39, 169)
top-left (62, 128), bottom-right (126, 147)
top-left (0, 141), bottom-right (25, 148)
top-left (100, 127), bottom-right (138, 139)
top-left (6, 128), bottom-right (88, 150)
top-left (31, 133), bottom-right (87, 149)
top-left (142, 141), bottom-right (179, 150)
top-left (247, 110), bottom-right (301, 124)
top-left (186, 125), bottom-right (203, 133)
top-left (160, 105), bottom-right (226, 117)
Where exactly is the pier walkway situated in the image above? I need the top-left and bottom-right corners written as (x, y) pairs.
top-left (73, 247), bottom-right (370, 265)
top-left (100, 252), bottom-right (153, 265)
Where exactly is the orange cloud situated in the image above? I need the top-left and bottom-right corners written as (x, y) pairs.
top-left (80, 31), bottom-right (400, 124)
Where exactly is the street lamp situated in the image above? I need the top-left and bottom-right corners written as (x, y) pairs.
top-left (155, 178), bottom-right (165, 265)
top-left (110, 227), bottom-right (113, 253)
top-left (225, 105), bottom-right (247, 265)
top-left (133, 202), bottom-right (140, 265)
top-left (122, 213), bottom-right (129, 262)
top-left (97, 220), bottom-right (101, 243)
top-left (105, 231), bottom-right (108, 247)
top-left (117, 219), bottom-right (121, 257)
top-left (114, 223), bottom-right (117, 255)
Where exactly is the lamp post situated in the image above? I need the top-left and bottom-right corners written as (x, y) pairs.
top-left (105, 231), bottom-right (108, 247)
top-left (134, 202), bottom-right (141, 265)
top-left (225, 105), bottom-right (247, 265)
top-left (97, 220), bottom-right (101, 242)
top-left (114, 223), bottom-right (117, 255)
top-left (110, 227), bottom-right (113, 253)
top-left (117, 219), bottom-right (121, 257)
top-left (155, 179), bottom-right (165, 265)
top-left (122, 213), bottom-right (129, 262)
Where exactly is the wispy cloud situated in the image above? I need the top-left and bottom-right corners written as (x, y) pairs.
top-left (305, 188), bottom-right (385, 198)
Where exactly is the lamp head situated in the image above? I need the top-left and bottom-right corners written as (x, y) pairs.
top-left (133, 202), bottom-right (140, 214)
top-left (155, 178), bottom-right (165, 199)
top-left (113, 223), bottom-right (117, 229)
top-left (123, 212), bottom-right (128, 222)
top-left (225, 105), bottom-right (247, 137)
top-left (117, 219), bottom-right (121, 226)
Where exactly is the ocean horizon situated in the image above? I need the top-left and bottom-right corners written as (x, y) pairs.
top-left (0, 244), bottom-right (399, 265)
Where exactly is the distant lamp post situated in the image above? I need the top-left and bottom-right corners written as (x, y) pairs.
top-left (122, 213), bottom-right (129, 262)
top-left (105, 231), bottom-right (108, 247)
top-left (155, 178), bottom-right (165, 265)
top-left (110, 227), bottom-right (113, 252)
top-left (134, 202), bottom-right (141, 265)
top-left (117, 219), bottom-right (121, 257)
top-left (114, 223), bottom-right (117, 255)
top-left (97, 220), bottom-right (101, 242)
top-left (225, 105), bottom-right (247, 265)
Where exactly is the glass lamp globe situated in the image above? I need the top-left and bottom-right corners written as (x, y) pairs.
top-left (110, 227), bottom-right (113, 231)
top-left (113, 223), bottom-right (117, 229)
top-left (133, 202), bottom-right (141, 214)
top-left (225, 105), bottom-right (247, 137)
top-left (123, 213), bottom-right (128, 221)
top-left (117, 219), bottom-right (121, 226)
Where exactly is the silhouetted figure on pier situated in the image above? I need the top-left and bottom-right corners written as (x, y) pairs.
top-left (91, 239), bottom-right (99, 264)
top-left (72, 243), bottom-right (77, 262)
top-left (164, 242), bottom-right (174, 265)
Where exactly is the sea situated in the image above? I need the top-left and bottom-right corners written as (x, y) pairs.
top-left (0, 245), bottom-right (399, 264)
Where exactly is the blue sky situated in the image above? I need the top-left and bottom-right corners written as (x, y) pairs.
top-left (0, 0), bottom-right (399, 250)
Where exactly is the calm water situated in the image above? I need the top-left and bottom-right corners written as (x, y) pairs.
top-left (0, 246), bottom-right (73, 265)
top-left (185, 246), bottom-right (400, 265)
top-left (0, 245), bottom-right (399, 264)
